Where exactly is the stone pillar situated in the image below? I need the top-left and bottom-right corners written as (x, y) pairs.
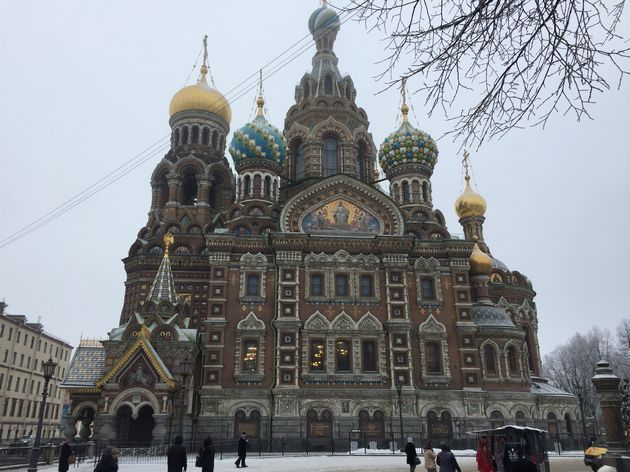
top-left (167, 173), bottom-right (180, 207)
top-left (153, 414), bottom-right (169, 446)
top-left (62, 414), bottom-right (77, 440)
top-left (591, 360), bottom-right (630, 470)
top-left (197, 178), bottom-right (211, 208)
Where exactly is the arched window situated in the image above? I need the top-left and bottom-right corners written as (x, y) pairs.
top-left (564, 413), bottom-right (574, 437)
top-left (412, 181), bottom-right (421, 202)
top-left (336, 339), bottom-right (351, 371)
top-left (246, 274), bottom-right (259, 296)
top-left (360, 275), bottom-right (373, 297)
top-left (243, 175), bottom-right (251, 197)
top-left (484, 345), bottom-right (497, 375)
top-left (523, 327), bottom-right (536, 372)
top-left (357, 142), bottom-right (368, 181)
top-left (191, 125), bottom-right (199, 144)
top-left (362, 341), bottom-right (376, 372)
top-left (421, 278), bottom-right (435, 300)
top-left (426, 341), bottom-right (442, 374)
top-left (157, 174), bottom-right (169, 207)
top-left (201, 127), bottom-right (210, 145)
top-left (402, 181), bottom-right (411, 202)
top-left (172, 130), bottom-right (179, 147)
top-left (324, 75), bottom-right (333, 95)
top-left (182, 169), bottom-right (198, 205)
top-left (310, 339), bottom-right (325, 371)
top-left (263, 176), bottom-right (271, 198)
top-left (422, 181), bottom-right (429, 202)
top-left (490, 410), bottom-right (505, 428)
top-left (515, 410), bottom-right (527, 426)
top-left (323, 137), bottom-right (338, 177)
top-left (209, 173), bottom-right (224, 210)
top-left (507, 346), bottom-right (518, 374)
top-left (212, 130), bottom-right (219, 148)
top-left (547, 412), bottom-right (558, 438)
top-left (242, 340), bottom-right (258, 372)
top-left (181, 126), bottom-right (189, 144)
top-left (292, 140), bottom-right (305, 181)
top-left (335, 274), bottom-right (349, 296)
top-left (253, 175), bottom-right (262, 197)
top-left (392, 183), bottom-right (400, 203)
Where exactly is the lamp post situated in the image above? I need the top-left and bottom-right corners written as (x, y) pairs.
top-left (178, 353), bottom-right (192, 439)
top-left (395, 379), bottom-right (405, 451)
top-left (27, 357), bottom-right (57, 472)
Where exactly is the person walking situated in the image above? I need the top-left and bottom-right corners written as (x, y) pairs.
top-left (58, 438), bottom-right (74, 472)
top-left (405, 437), bottom-right (419, 472)
top-left (168, 436), bottom-right (188, 472)
top-left (436, 444), bottom-right (461, 472)
top-left (423, 442), bottom-right (437, 472)
top-left (235, 432), bottom-right (248, 468)
top-left (197, 436), bottom-right (215, 472)
top-left (94, 447), bottom-right (119, 472)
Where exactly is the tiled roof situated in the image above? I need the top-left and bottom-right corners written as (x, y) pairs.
top-left (473, 304), bottom-right (518, 328)
top-left (531, 381), bottom-right (573, 396)
top-left (146, 253), bottom-right (177, 304)
top-left (60, 341), bottom-right (106, 388)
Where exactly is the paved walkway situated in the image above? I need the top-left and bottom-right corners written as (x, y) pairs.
top-left (28, 454), bottom-right (584, 471)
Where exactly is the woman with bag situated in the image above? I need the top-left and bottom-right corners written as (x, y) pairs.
top-left (58, 438), bottom-right (74, 472)
top-left (423, 442), bottom-right (437, 472)
top-left (196, 436), bottom-right (215, 472)
top-left (405, 437), bottom-right (420, 472)
top-left (94, 447), bottom-right (119, 472)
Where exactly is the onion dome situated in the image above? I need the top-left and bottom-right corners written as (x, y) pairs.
top-left (169, 65), bottom-right (232, 123)
top-left (455, 175), bottom-right (487, 218)
top-left (470, 242), bottom-right (493, 276)
top-left (378, 102), bottom-right (439, 173)
top-left (308, 5), bottom-right (341, 34)
top-left (229, 96), bottom-right (286, 166)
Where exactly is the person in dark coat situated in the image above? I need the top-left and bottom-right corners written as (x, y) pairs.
top-left (168, 436), bottom-right (187, 472)
top-left (436, 444), bottom-right (461, 472)
top-left (58, 438), bottom-right (73, 472)
top-left (94, 447), bottom-right (119, 472)
top-left (405, 437), bottom-right (419, 472)
top-left (235, 432), bottom-right (248, 468)
top-left (198, 436), bottom-right (215, 472)
top-left (512, 457), bottom-right (538, 472)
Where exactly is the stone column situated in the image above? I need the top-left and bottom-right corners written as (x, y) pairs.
top-left (153, 414), bottom-right (169, 446)
top-left (591, 360), bottom-right (630, 470)
top-left (167, 173), bottom-right (180, 207)
top-left (197, 177), bottom-right (211, 208)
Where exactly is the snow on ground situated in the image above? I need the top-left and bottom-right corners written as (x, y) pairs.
top-left (30, 452), bottom-right (584, 472)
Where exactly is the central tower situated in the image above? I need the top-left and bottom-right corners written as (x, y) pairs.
top-left (282, 5), bottom-right (378, 199)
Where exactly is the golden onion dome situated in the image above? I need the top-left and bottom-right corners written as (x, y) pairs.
top-left (469, 242), bottom-right (493, 276)
top-left (169, 65), bottom-right (231, 123)
top-left (455, 176), bottom-right (487, 219)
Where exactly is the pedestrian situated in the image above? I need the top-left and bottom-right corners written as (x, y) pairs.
top-left (475, 436), bottom-right (493, 472)
top-left (58, 438), bottom-right (74, 472)
top-left (436, 444), bottom-right (461, 472)
top-left (168, 435), bottom-right (188, 472)
top-left (405, 437), bottom-right (419, 472)
top-left (94, 447), bottom-right (119, 472)
top-left (235, 432), bottom-right (248, 468)
top-left (197, 436), bottom-right (215, 472)
top-left (423, 441), bottom-right (436, 472)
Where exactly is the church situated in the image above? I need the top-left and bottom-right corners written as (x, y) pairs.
top-left (61, 4), bottom-right (577, 449)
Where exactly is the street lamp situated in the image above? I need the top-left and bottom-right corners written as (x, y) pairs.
top-left (178, 353), bottom-right (192, 439)
top-left (27, 357), bottom-right (57, 472)
top-left (395, 378), bottom-right (405, 451)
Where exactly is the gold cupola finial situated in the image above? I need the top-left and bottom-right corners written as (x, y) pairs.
top-left (256, 69), bottom-right (265, 117)
top-left (455, 149), bottom-right (487, 219)
top-left (401, 78), bottom-right (409, 123)
top-left (469, 242), bottom-right (493, 276)
top-left (163, 232), bottom-right (175, 257)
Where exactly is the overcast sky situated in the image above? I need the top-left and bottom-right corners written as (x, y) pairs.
top-left (0, 1), bottom-right (628, 361)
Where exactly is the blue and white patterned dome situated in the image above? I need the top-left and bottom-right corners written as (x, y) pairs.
top-left (378, 105), bottom-right (438, 173)
top-left (308, 6), bottom-right (341, 34)
top-left (229, 112), bottom-right (286, 166)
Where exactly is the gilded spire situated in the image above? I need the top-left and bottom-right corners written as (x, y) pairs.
top-left (200, 35), bottom-right (209, 78)
top-left (256, 69), bottom-right (265, 117)
top-left (455, 150), bottom-right (487, 219)
top-left (462, 149), bottom-right (471, 182)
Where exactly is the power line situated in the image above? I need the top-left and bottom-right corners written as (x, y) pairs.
top-left (0, 4), bottom-right (358, 249)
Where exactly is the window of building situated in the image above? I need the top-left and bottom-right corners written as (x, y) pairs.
top-left (362, 341), bottom-right (377, 372)
top-left (323, 137), bottom-right (338, 177)
top-left (19, 354), bottom-right (23, 367)
top-left (16, 332), bottom-right (20, 343)
top-left (402, 181), bottom-right (410, 202)
top-left (421, 278), bottom-right (435, 300)
top-left (12, 352), bottom-right (16, 364)
top-left (8, 328), bottom-right (12, 341)
top-left (310, 339), bottom-right (325, 371)
top-left (202, 127), bottom-right (210, 145)
top-left (484, 345), bottom-right (497, 375)
top-left (242, 340), bottom-right (258, 373)
top-left (243, 175), bottom-right (251, 197)
top-left (564, 413), bottom-right (574, 437)
top-left (507, 346), bottom-right (518, 374)
top-left (15, 378), bottom-right (20, 392)
top-left (246, 274), bottom-right (260, 296)
top-left (23, 334), bottom-right (28, 346)
top-left (335, 274), bottom-right (349, 297)
top-left (263, 176), bottom-right (271, 198)
top-left (311, 274), bottom-right (324, 296)
top-left (3, 350), bottom-right (7, 362)
top-left (360, 275), bottom-right (374, 297)
top-left (490, 410), bottom-right (505, 428)
top-left (336, 339), bottom-right (351, 372)
top-left (515, 410), bottom-right (526, 426)
top-left (426, 341), bottom-right (442, 374)
top-left (324, 75), bottom-right (334, 95)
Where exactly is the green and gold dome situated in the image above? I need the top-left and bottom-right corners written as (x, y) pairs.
top-left (378, 103), bottom-right (438, 174)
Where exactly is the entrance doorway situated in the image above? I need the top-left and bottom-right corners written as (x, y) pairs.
top-left (115, 404), bottom-right (155, 446)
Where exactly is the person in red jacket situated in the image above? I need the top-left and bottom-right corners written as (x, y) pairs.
top-left (476, 436), bottom-right (493, 472)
